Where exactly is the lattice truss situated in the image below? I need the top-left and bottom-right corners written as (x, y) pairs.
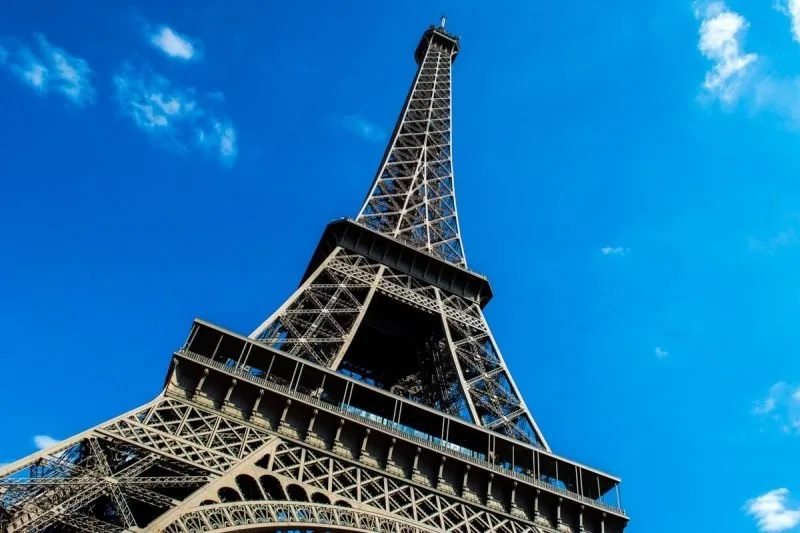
top-left (1, 395), bottom-right (551, 533)
top-left (161, 437), bottom-right (549, 533)
top-left (264, 440), bottom-right (542, 532)
top-left (251, 249), bottom-right (379, 368)
top-left (0, 397), bottom-right (272, 532)
top-left (251, 248), bottom-right (549, 449)
top-left (356, 39), bottom-right (466, 267)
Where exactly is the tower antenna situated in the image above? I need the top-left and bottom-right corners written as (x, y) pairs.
top-left (440, 14), bottom-right (446, 29)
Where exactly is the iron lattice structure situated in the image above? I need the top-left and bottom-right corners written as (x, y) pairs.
top-left (356, 25), bottom-right (465, 267)
top-left (0, 20), bottom-right (628, 533)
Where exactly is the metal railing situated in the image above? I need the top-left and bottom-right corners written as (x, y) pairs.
top-left (177, 349), bottom-right (625, 516)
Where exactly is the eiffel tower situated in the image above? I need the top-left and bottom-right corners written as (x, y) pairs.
top-left (0, 19), bottom-right (628, 533)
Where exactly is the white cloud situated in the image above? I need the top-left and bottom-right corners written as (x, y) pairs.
top-left (655, 347), bottom-right (669, 358)
top-left (600, 246), bottom-right (630, 256)
top-left (775, 0), bottom-right (800, 42)
top-left (1, 34), bottom-right (95, 106)
top-left (149, 25), bottom-right (201, 61)
top-left (33, 435), bottom-right (59, 450)
top-left (793, 388), bottom-right (800, 401)
top-left (114, 63), bottom-right (237, 165)
top-left (694, 2), bottom-right (800, 123)
top-left (340, 114), bottom-right (385, 143)
top-left (746, 488), bottom-right (800, 532)
top-left (20, 56), bottom-right (47, 90)
top-left (694, 2), bottom-right (758, 104)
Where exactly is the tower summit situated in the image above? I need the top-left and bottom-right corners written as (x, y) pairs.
top-left (0, 21), bottom-right (628, 533)
top-left (360, 20), bottom-right (462, 265)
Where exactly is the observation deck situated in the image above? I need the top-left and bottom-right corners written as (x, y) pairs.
top-left (164, 319), bottom-right (628, 532)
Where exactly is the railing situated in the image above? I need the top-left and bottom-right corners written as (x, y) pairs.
top-left (176, 349), bottom-right (625, 516)
top-left (340, 404), bottom-right (488, 461)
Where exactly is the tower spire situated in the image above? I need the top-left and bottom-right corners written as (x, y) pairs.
top-left (356, 22), bottom-right (465, 267)
top-left (440, 14), bottom-right (447, 28)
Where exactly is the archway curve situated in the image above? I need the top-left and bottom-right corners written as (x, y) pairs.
top-left (286, 483), bottom-right (309, 502)
top-left (218, 486), bottom-right (242, 503)
top-left (236, 473), bottom-right (264, 501)
top-left (311, 492), bottom-right (331, 504)
top-left (161, 501), bottom-right (440, 533)
top-left (259, 474), bottom-right (286, 500)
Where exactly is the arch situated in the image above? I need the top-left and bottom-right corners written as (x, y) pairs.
top-left (255, 452), bottom-right (271, 469)
top-left (217, 486), bottom-right (242, 503)
top-left (311, 492), bottom-right (331, 504)
top-left (235, 474), bottom-right (264, 501)
top-left (259, 475), bottom-right (286, 500)
top-left (164, 501), bottom-right (440, 532)
top-left (336, 500), bottom-right (352, 508)
top-left (286, 483), bottom-right (309, 502)
top-left (199, 499), bottom-right (216, 506)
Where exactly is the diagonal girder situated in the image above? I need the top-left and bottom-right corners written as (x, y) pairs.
top-left (0, 397), bottom-right (249, 532)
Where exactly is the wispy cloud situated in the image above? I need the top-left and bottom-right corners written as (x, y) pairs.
top-left (197, 119), bottom-right (238, 167)
top-left (752, 382), bottom-right (800, 433)
top-left (113, 63), bottom-right (237, 165)
top-left (753, 76), bottom-right (800, 126)
top-left (148, 25), bottom-right (201, 61)
top-left (600, 246), bottom-right (630, 256)
top-left (754, 396), bottom-right (778, 415)
top-left (747, 228), bottom-right (800, 255)
top-left (694, 1), bottom-right (758, 105)
top-left (745, 488), bottom-right (800, 532)
top-left (114, 63), bottom-right (197, 131)
top-left (340, 114), bottom-right (385, 143)
top-left (655, 347), bottom-right (669, 358)
top-left (0, 34), bottom-right (95, 107)
top-left (33, 434), bottom-right (59, 450)
top-left (753, 382), bottom-right (784, 415)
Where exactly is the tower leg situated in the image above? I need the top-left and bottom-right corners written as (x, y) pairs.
top-left (0, 393), bottom-right (273, 532)
top-left (249, 248), bottom-right (381, 368)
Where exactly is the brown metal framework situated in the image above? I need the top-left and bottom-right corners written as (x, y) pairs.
top-left (356, 25), bottom-right (466, 267)
top-left (0, 19), bottom-right (628, 533)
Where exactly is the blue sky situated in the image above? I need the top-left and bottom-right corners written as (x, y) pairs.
top-left (2, 0), bottom-right (800, 531)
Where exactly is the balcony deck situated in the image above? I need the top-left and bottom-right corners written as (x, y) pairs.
top-left (170, 318), bottom-right (627, 525)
